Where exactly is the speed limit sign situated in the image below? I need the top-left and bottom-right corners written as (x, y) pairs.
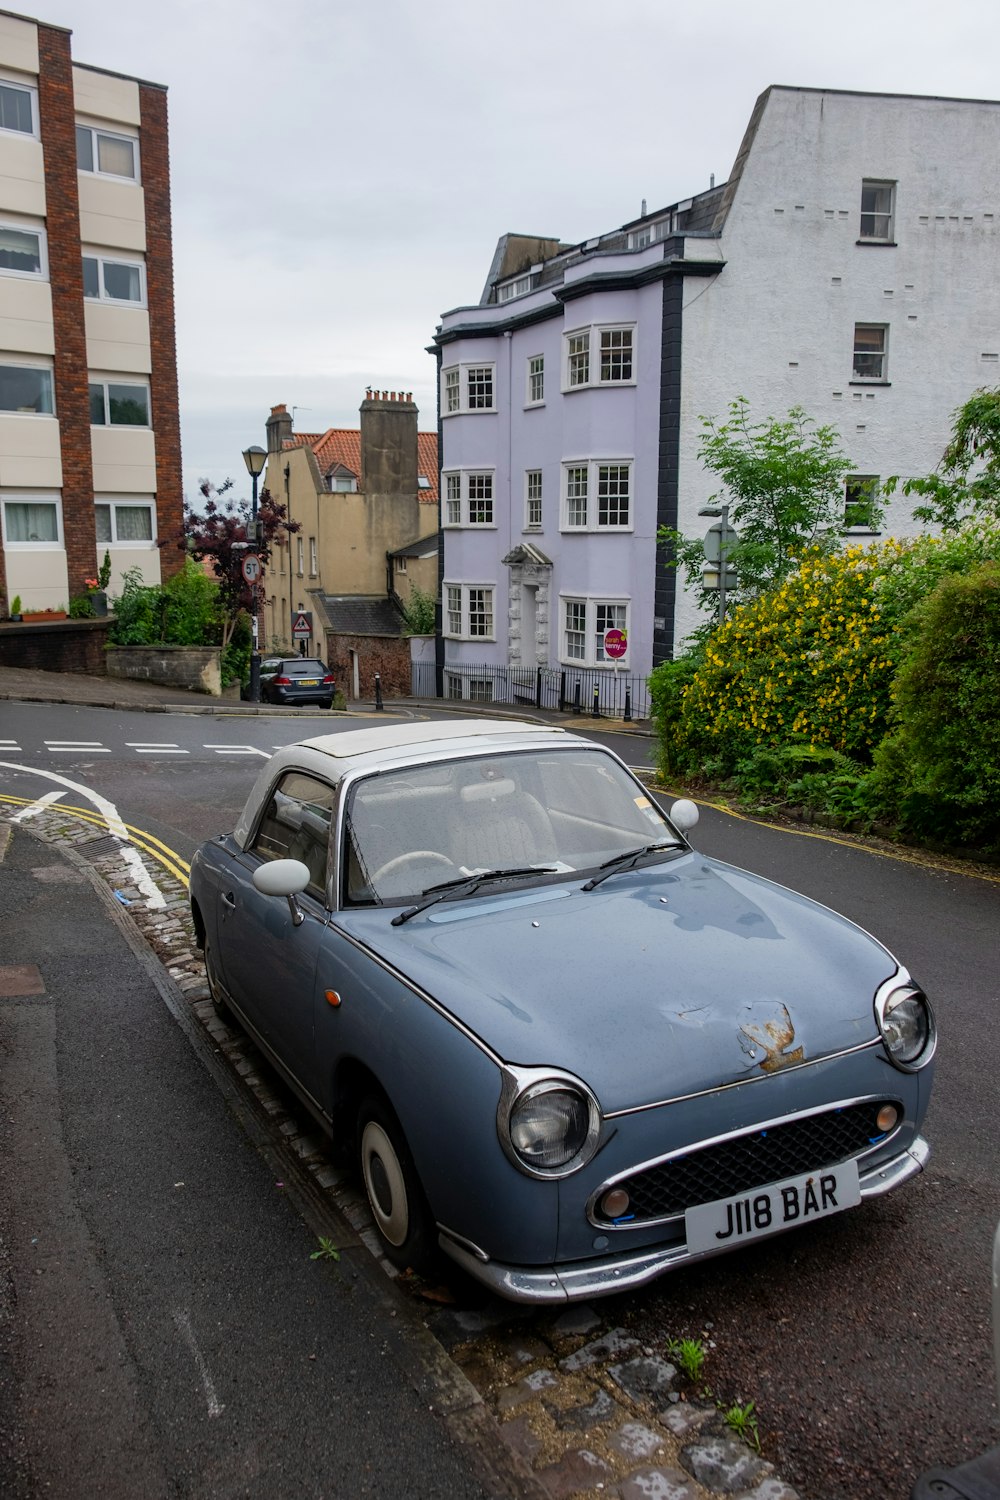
top-left (241, 553), bottom-right (262, 584)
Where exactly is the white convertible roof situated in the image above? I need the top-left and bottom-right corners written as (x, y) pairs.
top-left (299, 718), bottom-right (564, 759)
top-left (232, 718), bottom-right (574, 848)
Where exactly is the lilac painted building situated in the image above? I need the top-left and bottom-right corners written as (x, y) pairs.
top-left (431, 85), bottom-right (1000, 703)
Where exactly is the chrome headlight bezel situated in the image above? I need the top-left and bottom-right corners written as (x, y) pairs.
top-left (874, 969), bottom-right (936, 1072)
top-left (497, 1065), bottom-right (602, 1180)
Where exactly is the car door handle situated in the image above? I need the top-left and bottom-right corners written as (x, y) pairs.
top-left (220, 890), bottom-right (236, 910)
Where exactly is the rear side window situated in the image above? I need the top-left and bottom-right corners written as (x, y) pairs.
top-left (249, 771), bottom-right (335, 900)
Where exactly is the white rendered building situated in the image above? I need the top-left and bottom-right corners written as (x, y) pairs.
top-left (431, 85), bottom-right (1000, 696)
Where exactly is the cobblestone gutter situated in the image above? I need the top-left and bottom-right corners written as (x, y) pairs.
top-left (12, 804), bottom-right (803, 1500)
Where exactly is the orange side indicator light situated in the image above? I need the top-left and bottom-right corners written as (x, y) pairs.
top-left (325, 990), bottom-right (342, 1008)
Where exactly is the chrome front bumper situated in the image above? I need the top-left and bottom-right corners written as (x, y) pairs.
top-left (439, 1136), bottom-right (930, 1304)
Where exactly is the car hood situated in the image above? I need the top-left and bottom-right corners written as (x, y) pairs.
top-left (337, 854), bottom-right (897, 1112)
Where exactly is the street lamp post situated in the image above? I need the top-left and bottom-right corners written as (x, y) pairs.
top-left (243, 444), bottom-right (267, 703)
top-left (699, 504), bottom-right (736, 627)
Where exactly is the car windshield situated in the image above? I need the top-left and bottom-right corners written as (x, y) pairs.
top-left (343, 747), bottom-right (683, 905)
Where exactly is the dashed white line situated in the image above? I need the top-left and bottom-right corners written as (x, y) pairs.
top-left (203, 744), bottom-right (271, 757)
top-left (126, 743), bottom-right (190, 755)
top-left (44, 741), bottom-right (110, 753)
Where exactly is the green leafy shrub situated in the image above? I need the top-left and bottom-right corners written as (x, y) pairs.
top-left (108, 567), bottom-right (163, 645)
top-left (221, 612), bottom-right (251, 688)
top-left (108, 560), bottom-right (225, 649)
top-left (401, 584), bottom-right (436, 636)
top-left (648, 652), bottom-right (704, 777)
top-left (871, 562), bottom-right (1000, 851)
top-left (69, 594), bottom-right (95, 619)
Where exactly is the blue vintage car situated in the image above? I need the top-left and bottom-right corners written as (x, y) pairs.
top-left (189, 720), bottom-right (935, 1303)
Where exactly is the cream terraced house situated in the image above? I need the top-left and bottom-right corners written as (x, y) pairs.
top-left (0, 7), bottom-right (181, 615)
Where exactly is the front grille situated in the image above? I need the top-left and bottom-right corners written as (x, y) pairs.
top-left (598, 1100), bottom-right (898, 1225)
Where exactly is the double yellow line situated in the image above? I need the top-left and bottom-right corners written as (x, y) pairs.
top-left (0, 794), bottom-right (191, 888)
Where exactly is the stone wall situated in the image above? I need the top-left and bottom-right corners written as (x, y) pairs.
top-left (106, 645), bottom-right (222, 695)
top-left (325, 633), bottom-right (411, 699)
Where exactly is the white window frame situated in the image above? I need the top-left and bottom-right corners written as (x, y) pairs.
top-left (441, 361), bottom-right (496, 415)
top-left (0, 75), bottom-right (38, 138)
top-left (296, 536), bottom-right (305, 576)
top-left (853, 323), bottom-right (888, 381)
top-left (497, 274), bottom-right (532, 303)
top-left (309, 536), bottom-right (317, 575)
top-left (441, 469), bottom-right (496, 528)
top-left (76, 122), bottom-right (140, 182)
top-left (560, 459), bottom-right (633, 532)
top-left (0, 358), bottom-right (55, 417)
top-left (559, 594), bottom-right (631, 668)
top-left (562, 324), bottom-right (636, 391)
top-left (88, 376), bottom-right (150, 427)
top-left (0, 218), bottom-right (47, 281)
top-left (94, 496), bottom-right (156, 547)
top-left (82, 250), bottom-right (146, 306)
top-left (859, 180), bottom-right (895, 242)
top-left (526, 354), bottom-right (545, 406)
top-left (628, 218), bottom-right (672, 249)
top-left (443, 582), bottom-right (495, 641)
top-left (1, 491), bottom-right (62, 548)
top-left (525, 470), bottom-right (543, 531)
top-left (844, 475), bottom-right (880, 532)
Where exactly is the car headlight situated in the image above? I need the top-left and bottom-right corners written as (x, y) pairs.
top-left (875, 973), bottom-right (936, 1071)
top-left (498, 1068), bottom-right (601, 1179)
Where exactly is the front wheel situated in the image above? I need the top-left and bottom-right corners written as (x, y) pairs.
top-left (357, 1095), bottom-right (435, 1273)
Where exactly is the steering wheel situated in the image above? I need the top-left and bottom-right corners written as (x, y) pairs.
top-left (371, 850), bottom-right (456, 885)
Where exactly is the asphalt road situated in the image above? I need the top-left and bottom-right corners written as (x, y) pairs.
top-left (2, 700), bottom-right (998, 1500)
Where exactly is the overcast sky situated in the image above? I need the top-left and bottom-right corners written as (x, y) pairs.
top-left (46, 0), bottom-right (1000, 503)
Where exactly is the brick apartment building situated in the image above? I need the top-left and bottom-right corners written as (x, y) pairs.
top-left (0, 7), bottom-right (181, 617)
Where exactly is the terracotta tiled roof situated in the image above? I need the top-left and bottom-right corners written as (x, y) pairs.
top-left (282, 428), bottom-right (439, 504)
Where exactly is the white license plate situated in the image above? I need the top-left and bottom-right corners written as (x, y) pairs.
top-left (685, 1160), bottom-right (861, 1255)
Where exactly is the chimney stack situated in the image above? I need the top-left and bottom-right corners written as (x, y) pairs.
top-left (266, 403), bottom-right (293, 454)
top-left (360, 389), bottom-right (418, 496)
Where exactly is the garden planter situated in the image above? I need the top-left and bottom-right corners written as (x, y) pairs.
top-left (21, 610), bottom-right (67, 623)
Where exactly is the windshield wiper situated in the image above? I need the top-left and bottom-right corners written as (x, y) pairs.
top-left (582, 841), bottom-right (684, 892)
top-left (391, 866), bottom-right (557, 925)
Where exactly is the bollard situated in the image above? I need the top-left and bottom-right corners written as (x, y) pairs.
top-left (624, 686), bottom-right (632, 722)
top-left (592, 684), bottom-right (600, 718)
top-left (573, 682), bottom-right (581, 713)
top-left (374, 672), bottom-right (383, 711)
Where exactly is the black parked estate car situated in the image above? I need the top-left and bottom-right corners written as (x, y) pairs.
top-left (259, 657), bottom-right (337, 708)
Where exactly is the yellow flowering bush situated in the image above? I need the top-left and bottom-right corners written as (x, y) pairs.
top-left (658, 545), bottom-right (894, 774)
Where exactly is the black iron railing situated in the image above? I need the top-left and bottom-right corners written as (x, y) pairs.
top-left (411, 661), bottom-right (650, 720)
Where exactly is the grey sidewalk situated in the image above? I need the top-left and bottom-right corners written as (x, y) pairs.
top-left (0, 819), bottom-right (522, 1500)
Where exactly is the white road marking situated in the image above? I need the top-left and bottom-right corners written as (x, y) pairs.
top-left (0, 740), bottom-right (21, 750)
top-left (0, 761), bottom-right (165, 909)
top-left (45, 741), bottom-right (110, 753)
top-left (127, 744), bottom-right (190, 755)
top-left (172, 1309), bottom-right (225, 1418)
top-left (11, 789), bottom-right (67, 822)
top-left (203, 744), bottom-right (270, 757)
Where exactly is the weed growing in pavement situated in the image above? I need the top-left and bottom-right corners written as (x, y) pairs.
top-left (722, 1398), bottom-right (762, 1452)
top-left (667, 1335), bottom-right (706, 1382)
top-left (309, 1236), bottom-right (341, 1262)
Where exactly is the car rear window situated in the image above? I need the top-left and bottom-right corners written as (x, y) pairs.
top-left (286, 660), bottom-right (326, 677)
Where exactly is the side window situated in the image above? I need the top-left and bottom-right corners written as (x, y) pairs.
top-left (249, 771), bottom-right (335, 900)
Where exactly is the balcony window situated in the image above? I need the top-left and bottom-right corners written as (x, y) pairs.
top-left (76, 124), bottom-right (138, 181)
top-left (89, 380), bottom-right (150, 426)
top-left (0, 362), bottom-right (53, 414)
top-left (0, 222), bottom-right (45, 278)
